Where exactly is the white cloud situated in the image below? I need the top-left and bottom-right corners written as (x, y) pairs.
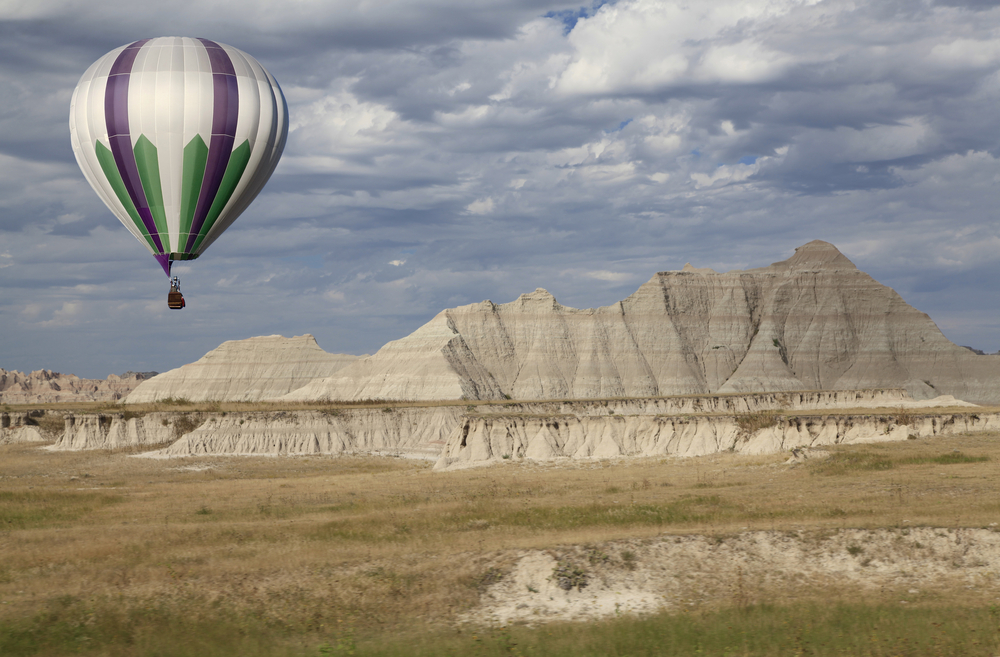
top-left (464, 197), bottom-right (495, 214)
top-left (554, 0), bottom-right (803, 94)
top-left (583, 270), bottom-right (633, 282)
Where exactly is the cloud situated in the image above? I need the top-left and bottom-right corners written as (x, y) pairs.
top-left (582, 270), bottom-right (633, 282)
top-left (3, 0), bottom-right (1000, 376)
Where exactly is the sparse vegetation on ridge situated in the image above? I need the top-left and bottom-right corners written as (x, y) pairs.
top-left (734, 410), bottom-right (779, 433)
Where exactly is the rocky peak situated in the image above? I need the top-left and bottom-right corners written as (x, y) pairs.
top-left (772, 240), bottom-right (857, 271)
top-left (681, 263), bottom-right (717, 274)
top-left (512, 288), bottom-right (561, 309)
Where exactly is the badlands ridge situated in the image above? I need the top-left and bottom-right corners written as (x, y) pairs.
top-left (0, 369), bottom-right (154, 404)
top-left (4, 241), bottom-right (999, 466)
top-left (128, 240), bottom-right (1000, 405)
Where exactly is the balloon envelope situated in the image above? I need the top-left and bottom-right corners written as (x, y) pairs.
top-left (69, 37), bottom-right (288, 276)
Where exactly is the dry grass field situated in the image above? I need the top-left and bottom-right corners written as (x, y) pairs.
top-left (2, 429), bottom-right (1000, 655)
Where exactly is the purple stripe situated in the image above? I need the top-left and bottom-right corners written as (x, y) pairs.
top-left (186, 38), bottom-right (240, 251)
top-left (104, 38), bottom-right (164, 253)
top-left (154, 253), bottom-right (171, 276)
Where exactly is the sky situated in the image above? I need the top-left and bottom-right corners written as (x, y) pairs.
top-left (2, 0), bottom-right (1000, 379)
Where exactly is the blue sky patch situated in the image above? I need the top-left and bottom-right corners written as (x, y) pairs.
top-left (545, 2), bottom-right (612, 34)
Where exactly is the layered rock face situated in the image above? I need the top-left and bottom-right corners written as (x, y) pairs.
top-left (148, 408), bottom-right (456, 459)
top-left (434, 408), bottom-right (999, 470)
top-left (48, 412), bottom-right (188, 450)
top-left (285, 241), bottom-right (1000, 404)
top-left (126, 334), bottom-right (358, 403)
top-left (0, 369), bottom-right (154, 404)
top-left (50, 391), bottom-right (989, 462)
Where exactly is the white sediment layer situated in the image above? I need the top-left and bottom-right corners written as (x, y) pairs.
top-left (45, 389), bottom-right (994, 467)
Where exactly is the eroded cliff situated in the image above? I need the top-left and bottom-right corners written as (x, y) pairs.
top-left (284, 241), bottom-right (1000, 404)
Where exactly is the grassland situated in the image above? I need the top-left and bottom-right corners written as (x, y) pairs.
top-left (2, 431), bottom-right (1000, 655)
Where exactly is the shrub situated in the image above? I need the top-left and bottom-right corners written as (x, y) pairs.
top-left (172, 415), bottom-right (200, 438)
top-left (552, 560), bottom-right (589, 591)
top-left (734, 411), bottom-right (779, 433)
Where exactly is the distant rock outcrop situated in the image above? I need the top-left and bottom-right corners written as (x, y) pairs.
top-left (284, 241), bottom-right (1000, 404)
top-left (0, 412), bottom-right (47, 444)
top-left (0, 369), bottom-right (155, 404)
top-left (125, 334), bottom-right (358, 403)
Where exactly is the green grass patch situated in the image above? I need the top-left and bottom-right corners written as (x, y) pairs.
top-left (4, 597), bottom-right (997, 657)
top-left (0, 595), bottom-right (301, 657)
top-left (495, 496), bottom-right (730, 530)
top-left (0, 490), bottom-right (123, 529)
top-left (349, 602), bottom-right (1000, 656)
top-left (897, 451), bottom-right (990, 466)
top-left (309, 496), bottom-right (733, 544)
top-left (811, 451), bottom-right (894, 476)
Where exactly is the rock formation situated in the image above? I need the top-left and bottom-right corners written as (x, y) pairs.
top-left (125, 334), bottom-right (358, 403)
top-left (146, 407), bottom-right (454, 459)
top-left (0, 412), bottom-right (47, 444)
top-left (48, 412), bottom-right (199, 451)
top-left (49, 389), bottom-right (995, 464)
top-left (434, 406), bottom-right (998, 470)
top-left (284, 241), bottom-right (1000, 404)
top-left (0, 369), bottom-right (155, 404)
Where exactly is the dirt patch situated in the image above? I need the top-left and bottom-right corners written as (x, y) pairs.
top-left (468, 527), bottom-right (1000, 625)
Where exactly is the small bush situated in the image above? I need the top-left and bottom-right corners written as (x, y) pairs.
top-left (552, 560), bottom-right (589, 591)
top-left (847, 545), bottom-right (863, 556)
top-left (172, 415), bottom-right (200, 438)
top-left (471, 567), bottom-right (503, 591)
top-left (586, 548), bottom-right (610, 565)
top-left (734, 411), bottom-right (779, 433)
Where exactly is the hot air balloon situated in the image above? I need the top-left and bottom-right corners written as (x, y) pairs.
top-left (69, 37), bottom-right (288, 309)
